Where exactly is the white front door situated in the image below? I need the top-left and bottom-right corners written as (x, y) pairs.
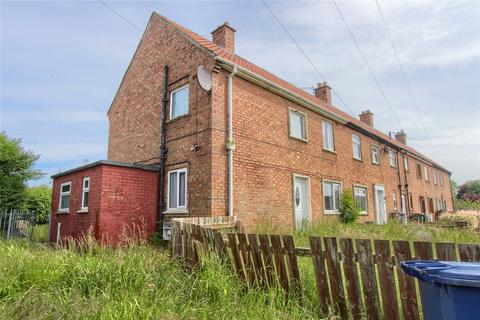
top-left (294, 176), bottom-right (310, 228)
top-left (374, 185), bottom-right (387, 224)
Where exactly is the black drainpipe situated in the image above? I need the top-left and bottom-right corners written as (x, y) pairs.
top-left (402, 152), bottom-right (411, 218)
top-left (157, 65), bottom-right (169, 231)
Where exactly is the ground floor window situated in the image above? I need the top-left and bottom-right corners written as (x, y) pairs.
top-left (168, 168), bottom-right (187, 210)
top-left (59, 181), bottom-right (71, 212)
top-left (323, 181), bottom-right (341, 213)
top-left (353, 186), bottom-right (367, 214)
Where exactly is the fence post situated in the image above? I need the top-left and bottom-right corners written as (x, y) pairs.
top-left (29, 212), bottom-right (36, 244)
top-left (7, 209), bottom-right (13, 239)
top-left (47, 214), bottom-right (52, 243)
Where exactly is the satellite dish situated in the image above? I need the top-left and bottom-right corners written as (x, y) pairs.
top-left (197, 65), bottom-right (212, 91)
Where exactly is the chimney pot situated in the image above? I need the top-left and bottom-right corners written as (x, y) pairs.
top-left (314, 82), bottom-right (332, 105)
top-left (211, 22), bottom-right (236, 54)
top-left (395, 130), bottom-right (407, 145)
top-left (359, 110), bottom-right (374, 127)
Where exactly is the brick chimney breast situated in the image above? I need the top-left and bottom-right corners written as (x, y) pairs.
top-left (359, 110), bottom-right (374, 128)
top-left (395, 130), bottom-right (407, 145)
top-left (314, 82), bottom-right (332, 105)
top-left (211, 22), bottom-right (236, 54)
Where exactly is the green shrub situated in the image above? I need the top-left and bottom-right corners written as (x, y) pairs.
top-left (339, 189), bottom-right (360, 224)
top-left (21, 185), bottom-right (51, 224)
top-left (455, 198), bottom-right (480, 211)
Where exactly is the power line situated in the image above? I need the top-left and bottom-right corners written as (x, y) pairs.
top-left (98, 0), bottom-right (142, 32)
top-left (331, 0), bottom-right (404, 130)
top-left (375, 0), bottom-right (437, 157)
top-left (262, 0), bottom-right (355, 116)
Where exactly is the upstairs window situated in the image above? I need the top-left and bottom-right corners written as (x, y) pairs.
top-left (371, 145), bottom-right (379, 164)
top-left (440, 175), bottom-right (444, 186)
top-left (81, 177), bottom-right (90, 211)
top-left (323, 181), bottom-right (341, 213)
top-left (170, 84), bottom-right (189, 119)
top-left (168, 168), bottom-right (187, 210)
top-left (59, 182), bottom-right (71, 212)
top-left (289, 109), bottom-right (307, 141)
top-left (416, 164), bottom-right (422, 179)
top-left (393, 192), bottom-right (398, 211)
top-left (352, 134), bottom-right (362, 160)
top-left (322, 121), bottom-right (335, 152)
top-left (433, 170), bottom-right (438, 185)
top-left (354, 186), bottom-right (368, 214)
top-left (424, 167), bottom-right (429, 182)
top-left (389, 149), bottom-right (397, 167)
top-left (404, 156), bottom-right (409, 171)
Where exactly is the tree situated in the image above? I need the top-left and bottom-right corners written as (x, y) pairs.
top-left (0, 133), bottom-right (43, 210)
top-left (339, 189), bottom-right (360, 224)
top-left (457, 179), bottom-right (480, 202)
top-left (22, 185), bottom-right (52, 224)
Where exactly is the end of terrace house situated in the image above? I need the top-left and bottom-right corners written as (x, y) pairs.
top-left (49, 12), bottom-right (453, 245)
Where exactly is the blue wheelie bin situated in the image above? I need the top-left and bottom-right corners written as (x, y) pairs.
top-left (401, 260), bottom-right (480, 320)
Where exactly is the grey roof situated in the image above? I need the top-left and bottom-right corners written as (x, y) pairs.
top-left (51, 160), bottom-right (159, 179)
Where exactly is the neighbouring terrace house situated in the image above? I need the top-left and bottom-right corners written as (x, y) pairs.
top-left (49, 12), bottom-right (453, 244)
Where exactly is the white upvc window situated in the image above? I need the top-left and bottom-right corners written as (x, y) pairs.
top-left (371, 145), bottom-right (379, 164)
top-left (80, 177), bottom-right (90, 211)
top-left (440, 175), bottom-right (444, 186)
top-left (170, 84), bottom-right (189, 119)
top-left (389, 149), bottom-right (397, 167)
top-left (404, 156), bottom-right (409, 171)
top-left (433, 170), bottom-right (438, 185)
top-left (167, 168), bottom-right (188, 211)
top-left (288, 108), bottom-right (307, 141)
top-left (352, 134), bottom-right (362, 160)
top-left (322, 121), bottom-right (335, 152)
top-left (424, 167), bottom-right (429, 182)
top-left (323, 180), bottom-right (341, 214)
top-left (354, 186), bottom-right (368, 214)
top-left (58, 181), bottom-right (71, 212)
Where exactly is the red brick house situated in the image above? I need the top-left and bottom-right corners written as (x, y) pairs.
top-left (50, 12), bottom-right (453, 243)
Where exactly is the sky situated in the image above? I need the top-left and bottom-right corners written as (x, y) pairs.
top-left (1, 0), bottom-right (479, 186)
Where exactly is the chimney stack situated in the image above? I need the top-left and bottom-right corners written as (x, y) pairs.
top-left (395, 130), bottom-right (407, 145)
top-left (211, 22), bottom-right (236, 54)
top-left (314, 82), bottom-right (332, 105)
top-left (359, 110), bottom-right (374, 127)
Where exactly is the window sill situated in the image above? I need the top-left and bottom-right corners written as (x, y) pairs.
top-left (322, 148), bottom-right (336, 155)
top-left (163, 209), bottom-right (189, 215)
top-left (372, 162), bottom-right (380, 166)
top-left (324, 210), bottom-right (340, 215)
top-left (390, 165), bottom-right (397, 168)
top-left (289, 135), bottom-right (308, 143)
top-left (56, 210), bottom-right (69, 215)
top-left (353, 157), bottom-right (363, 163)
top-left (77, 209), bottom-right (89, 214)
top-left (359, 212), bottom-right (369, 216)
top-left (167, 113), bottom-right (190, 123)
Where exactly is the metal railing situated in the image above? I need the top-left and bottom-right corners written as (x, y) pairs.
top-left (0, 210), bottom-right (36, 241)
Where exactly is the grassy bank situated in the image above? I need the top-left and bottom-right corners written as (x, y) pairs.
top-left (255, 220), bottom-right (480, 247)
top-left (0, 240), bottom-right (326, 320)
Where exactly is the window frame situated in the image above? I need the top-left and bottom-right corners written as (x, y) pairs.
top-left (424, 166), bottom-right (429, 182)
top-left (288, 108), bottom-right (308, 142)
top-left (416, 164), bottom-right (422, 179)
top-left (388, 149), bottom-right (397, 168)
top-left (440, 174), bottom-right (444, 186)
top-left (408, 193), bottom-right (414, 211)
top-left (371, 144), bottom-right (380, 165)
top-left (80, 177), bottom-right (90, 212)
top-left (352, 134), bottom-right (362, 160)
top-left (322, 120), bottom-right (335, 152)
top-left (404, 156), bottom-right (409, 171)
top-left (433, 170), bottom-right (437, 185)
top-left (169, 84), bottom-right (189, 120)
top-left (323, 179), bottom-right (342, 214)
top-left (393, 192), bottom-right (398, 211)
top-left (353, 185), bottom-right (368, 215)
top-left (58, 181), bottom-right (72, 213)
top-left (166, 168), bottom-right (188, 212)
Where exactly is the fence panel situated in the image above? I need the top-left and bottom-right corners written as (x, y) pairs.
top-left (0, 210), bottom-right (35, 241)
top-left (170, 218), bottom-right (480, 320)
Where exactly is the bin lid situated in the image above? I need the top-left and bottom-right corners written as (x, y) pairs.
top-left (401, 261), bottom-right (480, 288)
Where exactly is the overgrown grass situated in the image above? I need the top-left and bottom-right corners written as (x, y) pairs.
top-left (255, 220), bottom-right (480, 247)
top-left (31, 224), bottom-right (49, 242)
top-left (0, 239), bottom-right (330, 320)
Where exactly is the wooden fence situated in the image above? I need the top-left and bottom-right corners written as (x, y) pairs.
top-left (171, 218), bottom-right (480, 320)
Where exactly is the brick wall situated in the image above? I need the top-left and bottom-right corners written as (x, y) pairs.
top-left (50, 166), bottom-right (102, 243)
top-left (49, 163), bottom-right (159, 245)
